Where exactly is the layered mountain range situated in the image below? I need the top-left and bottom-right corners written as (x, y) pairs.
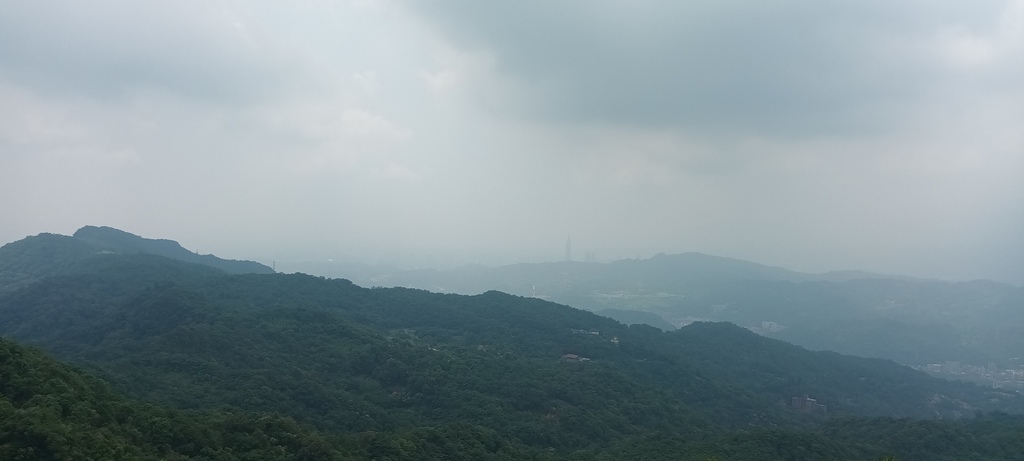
top-left (2, 227), bottom-right (1024, 459)
top-left (346, 253), bottom-right (1024, 369)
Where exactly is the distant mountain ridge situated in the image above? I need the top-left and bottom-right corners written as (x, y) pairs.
top-left (0, 226), bottom-right (272, 291)
top-left (72, 226), bottom-right (273, 275)
top-left (371, 252), bottom-right (909, 297)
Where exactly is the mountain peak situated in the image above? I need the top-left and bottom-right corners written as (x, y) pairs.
top-left (72, 226), bottom-right (274, 275)
top-left (1, 227), bottom-right (273, 293)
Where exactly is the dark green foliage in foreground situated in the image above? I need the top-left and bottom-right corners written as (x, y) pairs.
top-left (7, 331), bottom-right (1024, 460)
top-left (607, 414), bottom-right (1024, 461)
top-left (0, 335), bottom-right (555, 460)
top-left (0, 336), bottom-right (347, 460)
top-left (818, 414), bottom-right (1024, 461)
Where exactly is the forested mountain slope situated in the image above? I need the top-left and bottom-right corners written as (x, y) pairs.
top-left (4, 232), bottom-right (1024, 459)
top-left (0, 336), bottom-right (346, 460)
top-left (1, 252), bottom-right (1021, 456)
top-left (8, 330), bottom-right (1024, 460)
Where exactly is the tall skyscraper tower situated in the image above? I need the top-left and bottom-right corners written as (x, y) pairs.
top-left (565, 236), bottom-right (572, 261)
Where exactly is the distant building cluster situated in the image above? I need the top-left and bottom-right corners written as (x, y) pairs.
top-left (563, 236), bottom-right (598, 262)
top-left (746, 320), bottom-right (787, 335)
top-left (792, 395), bottom-right (827, 415)
top-left (760, 321), bottom-right (783, 332)
top-left (562, 353), bottom-right (591, 362)
top-left (916, 361), bottom-right (1024, 390)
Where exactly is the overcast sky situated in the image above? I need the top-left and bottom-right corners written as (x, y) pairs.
top-left (1, 0), bottom-right (1022, 283)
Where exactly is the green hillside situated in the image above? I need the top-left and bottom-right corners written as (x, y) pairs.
top-left (0, 336), bottom-right (346, 460)
top-left (3, 234), bottom-right (1024, 459)
top-left (6, 332), bottom-right (1024, 460)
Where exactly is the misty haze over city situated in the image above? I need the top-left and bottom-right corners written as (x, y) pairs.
top-left (2, 1), bottom-right (1022, 284)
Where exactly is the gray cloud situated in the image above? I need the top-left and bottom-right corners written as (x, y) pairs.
top-left (410, 0), bottom-right (1020, 138)
top-left (0, 1), bottom-right (296, 104)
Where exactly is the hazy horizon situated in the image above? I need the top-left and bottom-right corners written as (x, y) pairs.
top-left (1, 225), bottom-right (1018, 287)
top-left (2, 1), bottom-right (1022, 284)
